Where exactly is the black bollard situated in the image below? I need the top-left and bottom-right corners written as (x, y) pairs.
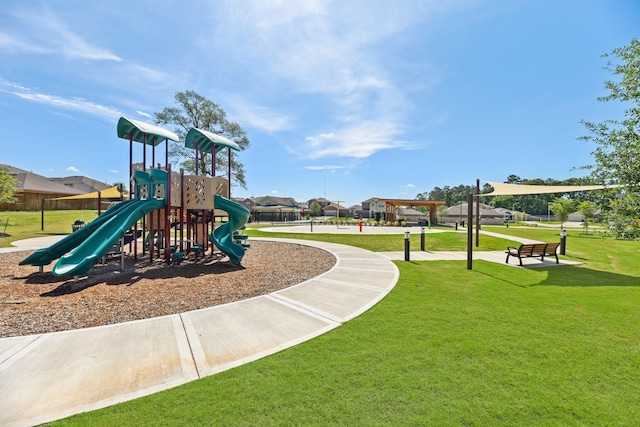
top-left (420, 226), bottom-right (425, 251)
top-left (404, 231), bottom-right (410, 261)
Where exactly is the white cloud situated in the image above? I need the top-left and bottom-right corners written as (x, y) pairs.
top-left (271, 190), bottom-right (278, 194)
top-left (302, 121), bottom-right (416, 159)
top-left (207, 1), bottom-right (458, 160)
top-left (109, 169), bottom-right (119, 174)
top-left (304, 164), bottom-right (345, 171)
top-left (3, 81), bottom-right (122, 121)
top-left (228, 99), bottom-right (294, 132)
top-left (136, 111), bottom-right (152, 119)
top-left (2, 7), bottom-right (122, 61)
top-left (404, 183), bottom-right (416, 188)
top-left (66, 166), bottom-right (79, 172)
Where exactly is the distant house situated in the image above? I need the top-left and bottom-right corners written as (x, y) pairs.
top-left (568, 210), bottom-right (602, 222)
top-left (239, 196), bottom-right (303, 222)
top-left (0, 164), bottom-right (89, 211)
top-left (349, 204), bottom-right (363, 218)
top-left (322, 202), bottom-right (349, 218)
top-left (442, 202), bottom-right (513, 225)
top-left (361, 197), bottom-right (386, 220)
top-left (398, 207), bottom-right (429, 223)
top-left (49, 176), bottom-right (111, 193)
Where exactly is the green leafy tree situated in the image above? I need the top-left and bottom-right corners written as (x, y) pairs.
top-left (417, 184), bottom-right (476, 206)
top-left (309, 201), bottom-right (322, 217)
top-left (155, 90), bottom-right (250, 190)
top-left (549, 198), bottom-right (575, 230)
top-left (578, 200), bottom-right (598, 234)
top-left (579, 38), bottom-right (640, 238)
top-left (0, 169), bottom-right (18, 205)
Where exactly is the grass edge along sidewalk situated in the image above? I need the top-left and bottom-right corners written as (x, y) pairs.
top-left (54, 229), bottom-right (640, 426)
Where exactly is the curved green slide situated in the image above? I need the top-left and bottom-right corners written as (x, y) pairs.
top-left (52, 198), bottom-right (165, 277)
top-left (20, 199), bottom-right (136, 267)
top-left (210, 194), bottom-right (250, 264)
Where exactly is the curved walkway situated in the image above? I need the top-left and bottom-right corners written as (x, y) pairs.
top-left (0, 238), bottom-right (398, 427)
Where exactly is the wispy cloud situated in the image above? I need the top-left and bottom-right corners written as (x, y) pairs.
top-left (2, 80), bottom-right (122, 121)
top-left (302, 121), bottom-right (416, 159)
top-left (66, 166), bottom-right (79, 172)
top-left (210, 1), bottom-right (451, 160)
top-left (304, 165), bottom-right (346, 171)
top-left (228, 99), bottom-right (294, 132)
top-left (1, 7), bottom-right (122, 61)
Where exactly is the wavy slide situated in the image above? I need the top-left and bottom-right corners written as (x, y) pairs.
top-left (52, 198), bottom-right (165, 277)
top-left (20, 199), bottom-right (136, 267)
top-left (210, 194), bottom-right (250, 264)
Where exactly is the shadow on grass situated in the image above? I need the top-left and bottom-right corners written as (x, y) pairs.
top-left (474, 261), bottom-right (640, 288)
top-left (535, 265), bottom-right (640, 287)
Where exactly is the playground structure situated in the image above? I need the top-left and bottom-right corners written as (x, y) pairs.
top-left (20, 117), bottom-right (250, 277)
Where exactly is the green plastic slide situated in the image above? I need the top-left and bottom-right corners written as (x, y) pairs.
top-left (210, 194), bottom-right (250, 264)
top-left (52, 198), bottom-right (165, 277)
top-left (19, 199), bottom-right (135, 267)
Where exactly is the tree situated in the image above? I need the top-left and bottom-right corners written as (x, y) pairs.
top-left (578, 200), bottom-right (598, 234)
top-left (580, 39), bottom-right (640, 238)
top-left (155, 90), bottom-right (250, 190)
top-left (549, 198), bottom-right (575, 230)
top-left (309, 201), bottom-right (322, 217)
top-left (0, 169), bottom-right (18, 205)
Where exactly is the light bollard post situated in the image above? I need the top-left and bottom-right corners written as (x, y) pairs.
top-left (310, 219), bottom-right (313, 232)
top-left (404, 231), bottom-right (410, 261)
top-left (560, 228), bottom-right (567, 255)
top-left (420, 226), bottom-right (425, 251)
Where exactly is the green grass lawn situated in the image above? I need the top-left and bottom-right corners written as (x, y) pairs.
top-left (0, 210), bottom-right (99, 248)
top-left (3, 212), bottom-right (638, 424)
top-left (245, 228), bottom-right (519, 252)
top-left (45, 224), bottom-right (640, 426)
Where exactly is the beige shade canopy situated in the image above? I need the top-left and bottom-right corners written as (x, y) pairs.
top-left (480, 181), bottom-right (621, 197)
top-left (48, 185), bottom-right (122, 200)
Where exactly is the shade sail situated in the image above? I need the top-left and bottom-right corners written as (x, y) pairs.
top-left (117, 117), bottom-right (179, 145)
top-left (48, 185), bottom-right (122, 200)
top-left (184, 128), bottom-right (241, 152)
top-left (480, 180), bottom-right (621, 197)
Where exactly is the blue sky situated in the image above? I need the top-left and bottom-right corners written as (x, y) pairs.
top-left (1, 1), bottom-right (638, 207)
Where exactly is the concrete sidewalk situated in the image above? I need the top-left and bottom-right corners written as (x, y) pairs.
top-left (0, 238), bottom-right (399, 427)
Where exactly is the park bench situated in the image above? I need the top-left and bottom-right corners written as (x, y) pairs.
top-left (505, 242), bottom-right (560, 266)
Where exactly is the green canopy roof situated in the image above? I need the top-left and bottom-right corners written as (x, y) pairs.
top-left (184, 128), bottom-right (241, 152)
top-left (117, 117), bottom-right (179, 146)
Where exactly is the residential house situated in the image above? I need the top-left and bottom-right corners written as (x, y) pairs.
top-left (0, 164), bottom-right (90, 211)
top-left (242, 196), bottom-right (303, 222)
top-left (49, 176), bottom-right (111, 193)
top-left (322, 202), bottom-right (349, 218)
top-left (361, 197), bottom-right (386, 220)
top-left (442, 202), bottom-right (511, 225)
top-left (349, 204), bottom-right (363, 218)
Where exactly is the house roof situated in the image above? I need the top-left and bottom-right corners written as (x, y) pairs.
top-left (1, 164), bottom-right (84, 195)
top-left (444, 202), bottom-right (504, 217)
top-left (49, 176), bottom-right (111, 191)
top-left (252, 196), bottom-right (301, 207)
top-left (323, 202), bottom-right (348, 210)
